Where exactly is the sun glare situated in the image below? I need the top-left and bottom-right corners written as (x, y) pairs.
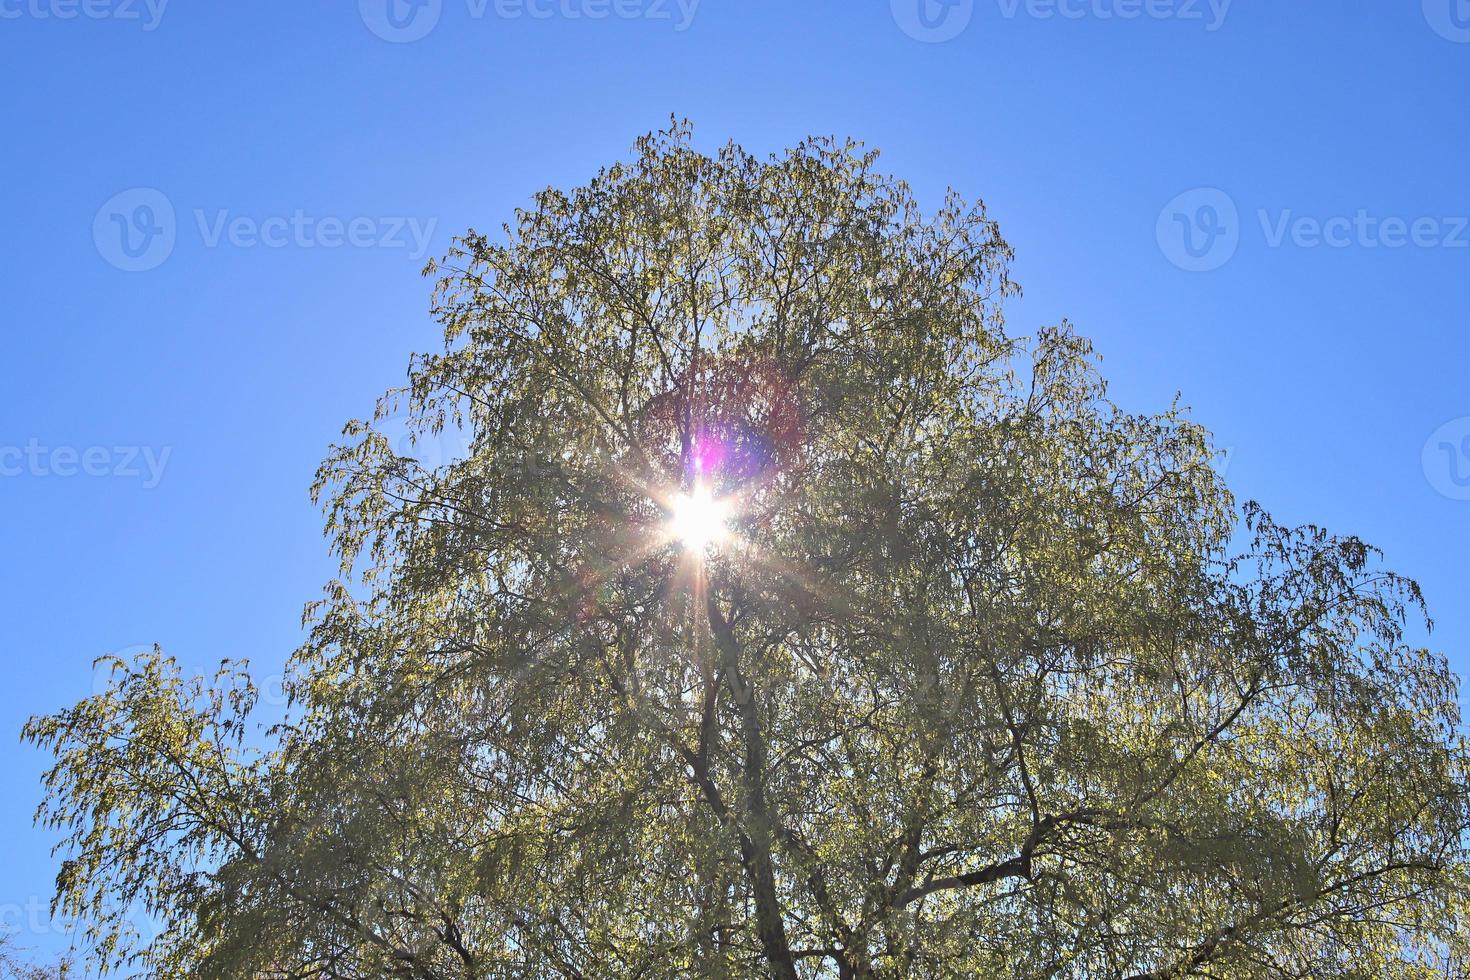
top-left (669, 485), bottom-right (731, 553)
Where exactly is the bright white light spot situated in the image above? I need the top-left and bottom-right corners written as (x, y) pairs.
top-left (669, 485), bottom-right (730, 553)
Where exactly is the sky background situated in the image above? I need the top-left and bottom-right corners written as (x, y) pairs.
top-left (2, 0), bottom-right (1468, 965)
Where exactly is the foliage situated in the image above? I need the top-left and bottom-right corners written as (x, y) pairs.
top-left (0, 934), bottom-right (72, 979)
top-left (24, 123), bottom-right (1470, 978)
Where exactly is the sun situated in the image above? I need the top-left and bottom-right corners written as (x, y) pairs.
top-left (669, 485), bottom-right (731, 553)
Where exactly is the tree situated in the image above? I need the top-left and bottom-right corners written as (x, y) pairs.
top-left (23, 123), bottom-right (1470, 978)
top-left (0, 934), bottom-right (71, 979)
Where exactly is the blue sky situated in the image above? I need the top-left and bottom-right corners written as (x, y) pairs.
top-left (2, 0), bottom-right (1468, 963)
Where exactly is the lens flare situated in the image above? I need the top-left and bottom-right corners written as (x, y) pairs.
top-left (669, 485), bottom-right (730, 552)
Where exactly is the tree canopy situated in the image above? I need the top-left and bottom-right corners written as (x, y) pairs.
top-left (24, 123), bottom-right (1470, 978)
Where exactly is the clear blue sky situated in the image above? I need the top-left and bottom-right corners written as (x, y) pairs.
top-left (2, 0), bottom-right (1468, 963)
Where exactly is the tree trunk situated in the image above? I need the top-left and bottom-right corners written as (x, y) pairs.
top-left (707, 597), bottom-right (800, 980)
